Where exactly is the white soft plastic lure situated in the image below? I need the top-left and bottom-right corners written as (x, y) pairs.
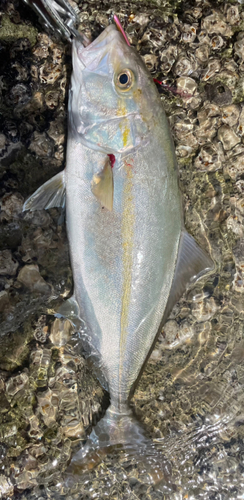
top-left (23, 16), bottom-right (214, 479)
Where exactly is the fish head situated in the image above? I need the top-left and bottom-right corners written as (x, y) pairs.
top-left (70, 24), bottom-right (161, 154)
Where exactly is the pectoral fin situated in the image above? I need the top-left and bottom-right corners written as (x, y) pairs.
top-left (23, 171), bottom-right (66, 212)
top-left (163, 231), bottom-right (214, 321)
top-left (91, 158), bottom-right (113, 211)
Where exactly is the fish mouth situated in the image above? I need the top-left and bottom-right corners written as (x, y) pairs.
top-left (75, 20), bottom-right (130, 69)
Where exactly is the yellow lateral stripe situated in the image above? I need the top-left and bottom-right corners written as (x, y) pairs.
top-left (119, 160), bottom-right (134, 402)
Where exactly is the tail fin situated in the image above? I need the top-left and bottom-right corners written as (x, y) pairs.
top-left (64, 406), bottom-right (173, 489)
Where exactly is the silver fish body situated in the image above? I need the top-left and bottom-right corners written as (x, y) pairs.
top-left (65, 26), bottom-right (182, 410)
top-left (23, 23), bottom-right (213, 448)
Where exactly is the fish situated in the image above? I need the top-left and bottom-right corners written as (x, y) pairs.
top-left (23, 14), bottom-right (214, 480)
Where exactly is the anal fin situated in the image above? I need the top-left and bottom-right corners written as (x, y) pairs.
top-left (163, 231), bottom-right (214, 321)
top-left (23, 170), bottom-right (65, 212)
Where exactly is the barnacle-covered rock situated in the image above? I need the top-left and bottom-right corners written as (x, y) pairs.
top-left (210, 34), bottom-right (225, 51)
top-left (237, 105), bottom-right (244, 136)
top-left (201, 12), bottom-right (232, 37)
top-left (0, 193), bottom-right (24, 220)
top-left (0, 134), bottom-right (7, 155)
top-left (0, 250), bottom-right (18, 276)
top-left (47, 117), bottom-right (65, 146)
top-left (6, 372), bottom-right (29, 397)
top-left (226, 214), bottom-right (244, 237)
top-left (195, 144), bottom-right (222, 172)
top-left (218, 124), bottom-right (241, 151)
top-left (176, 76), bottom-right (197, 97)
top-left (33, 315), bottom-right (49, 343)
top-left (181, 24), bottom-right (197, 44)
top-left (202, 59), bottom-right (221, 81)
top-left (3, 1), bottom-right (244, 498)
top-left (174, 55), bottom-right (197, 76)
top-left (205, 82), bottom-right (232, 107)
top-left (17, 264), bottom-right (50, 293)
top-left (29, 131), bottom-right (54, 158)
top-left (226, 5), bottom-right (240, 25)
top-left (0, 474), bottom-right (14, 498)
top-left (232, 241), bottom-right (244, 293)
top-left (223, 153), bottom-right (244, 181)
top-left (0, 291), bottom-right (10, 314)
top-left (160, 45), bottom-right (178, 73)
top-left (191, 294), bottom-right (219, 322)
top-left (37, 388), bottom-right (58, 427)
top-left (29, 347), bottom-right (51, 389)
top-left (195, 109), bottom-right (220, 145)
top-left (234, 32), bottom-right (244, 61)
top-left (221, 104), bottom-right (240, 127)
top-left (39, 62), bottom-right (63, 85)
top-left (195, 43), bottom-right (209, 62)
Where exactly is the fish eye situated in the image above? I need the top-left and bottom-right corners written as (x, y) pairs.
top-left (116, 69), bottom-right (134, 91)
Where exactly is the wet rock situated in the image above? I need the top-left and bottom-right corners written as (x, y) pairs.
top-left (45, 89), bottom-right (60, 109)
top-left (223, 153), bottom-right (244, 180)
top-left (0, 474), bottom-right (14, 498)
top-left (194, 112), bottom-right (219, 145)
top-left (226, 215), bottom-right (244, 237)
top-left (210, 35), bottom-right (225, 51)
top-left (232, 241), bottom-right (244, 293)
top-left (9, 83), bottom-right (31, 109)
top-left (29, 131), bottom-right (54, 158)
top-left (23, 209), bottom-right (52, 228)
top-left (191, 294), bottom-right (219, 322)
top-left (218, 125), bottom-right (240, 151)
top-left (0, 291), bottom-right (10, 314)
top-left (150, 320), bottom-right (195, 360)
top-left (0, 134), bottom-right (7, 154)
top-left (28, 414), bottom-right (43, 440)
top-left (195, 144), bottom-right (222, 172)
top-left (174, 56), bottom-right (196, 76)
top-left (160, 45), bottom-right (178, 73)
top-left (30, 347), bottom-right (51, 389)
top-left (15, 470), bottom-right (38, 491)
top-left (234, 32), bottom-right (244, 61)
top-left (237, 105), bottom-right (244, 136)
top-left (39, 62), bottom-right (62, 85)
top-left (0, 323), bottom-right (32, 371)
top-left (17, 264), bottom-right (50, 293)
top-left (181, 24), bottom-right (197, 44)
top-left (37, 388), bottom-right (58, 427)
top-left (235, 197), bottom-right (244, 216)
top-left (47, 117), bottom-right (65, 146)
top-left (0, 250), bottom-right (18, 276)
top-left (0, 193), bottom-right (24, 220)
top-left (176, 76), bottom-right (197, 97)
top-left (205, 82), bottom-right (232, 106)
top-left (226, 5), bottom-right (240, 26)
top-left (6, 373), bottom-right (29, 397)
top-left (195, 43), bottom-right (209, 63)
top-left (33, 315), bottom-right (49, 343)
top-left (201, 12), bottom-right (232, 37)
top-left (202, 59), bottom-right (221, 82)
top-left (221, 104), bottom-right (240, 127)
top-left (50, 318), bottom-right (73, 347)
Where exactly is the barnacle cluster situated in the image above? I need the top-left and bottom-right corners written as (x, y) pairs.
top-left (1, 0), bottom-right (244, 498)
